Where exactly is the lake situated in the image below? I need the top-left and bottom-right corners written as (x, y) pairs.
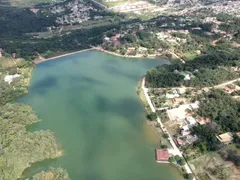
top-left (20, 50), bottom-right (183, 180)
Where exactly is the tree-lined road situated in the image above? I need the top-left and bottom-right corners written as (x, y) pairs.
top-left (141, 77), bottom-right (195, 178)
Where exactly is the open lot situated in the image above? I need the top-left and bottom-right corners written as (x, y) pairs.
top-left (188, 151), bottom-right (239, 180)
top-left (3, 0), bottom-right (62, 7)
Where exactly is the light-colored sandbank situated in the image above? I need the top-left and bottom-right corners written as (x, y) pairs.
top-left (34, 48), bottom-right (94, 64)
top-left (93, 47), bottom-right (159, 59)
top-left (34, 47), bottom-right (163, 64)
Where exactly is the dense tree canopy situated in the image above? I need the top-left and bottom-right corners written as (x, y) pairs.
top-left (0, 104), bottom-right (60, 180)
top-left (146, 45), bottom-right (240, 88)
top-left (197, 90), bottom-right (240, 132)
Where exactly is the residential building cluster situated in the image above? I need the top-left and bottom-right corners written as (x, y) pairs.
top-left (156, 30), bottom-right (189, 45)
top-left (49, 0), bottom-right (102, 25)
top-left (149, 70), bottom-right (240, 149)
top-left (170, 1), bottom-right (240, 17)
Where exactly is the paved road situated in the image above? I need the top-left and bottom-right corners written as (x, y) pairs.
top-left (150, 77), bottom-right (240, 91)
top-left (141, 77), bottom-right (195, 177)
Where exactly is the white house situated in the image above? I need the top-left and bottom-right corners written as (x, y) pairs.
top-left (4, 74), bottom-right (20, 84)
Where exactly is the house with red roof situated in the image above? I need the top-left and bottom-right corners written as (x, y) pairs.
top-left (155, 149), bottom-right (169, 163)
top-left (176, 138), bottom-right (184, 146)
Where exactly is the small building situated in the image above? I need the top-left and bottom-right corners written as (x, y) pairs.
top-left (196, 117), bottom-right (211, 125)
top-left (190, 101), bottom-right (199, 109)
top-left (181, 130), bottom-right (191, 136)
top-left (186, 135), bottom-right (198, 144)
top-left (216, 132), bottom-right (233, 144)
top-left (186, 116), bottom-right (197, 126)
top-left (104, 37), bottom-right (110, 41)
top-left (224, 87), bottom-right (233, 93)
top-left (180, 125), bottom-right (191, 136)
top-left (155, 149), bottom-right (169, 163)
top-left (172, 98), bottom-right (187, 104)
top-left (111, 36), bottom-right (118, 41)
top-left (177, 88), bottom-right (186, 94)
top-left (30, 8), bottom-right (39, 14)
top-left (184, 74), bottom-right (191, 81)
top-left (166, 93), bottom-right (179, 99)
top-left (236, 132), bottom-right (240, 137)
top-left (127, 47), bottom-right (135, 52)
top-left (176, 138), bottom-right (184, 146)
top-left (4, 74), bottom-right (20, 84)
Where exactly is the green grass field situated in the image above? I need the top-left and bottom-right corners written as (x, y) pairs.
top-left (3, 0), bottom-right (62, 7)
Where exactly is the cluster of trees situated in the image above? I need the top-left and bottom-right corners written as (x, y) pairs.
top-left (0, 60), bottom-right (33, 105)
top-left (191, 90), bottom-right (240, 153)
top-left (168, 155), bottom-right (186, 166)
top-left (147, 112), bottom-right (157, 121)
top-left (0, 47), bottom-right (67, 180)
top-left (192, 125), bottom-right (219, 153)
top-left (197, 90), bottom-right (240, 132)
top-left (1, 23), bottom-right (120, 60)
top-left (28, 167), bottom-right (70, 180)
top-left (0, 2), bottom-right (126, 60)
top-left (220, 148), bottom-right (240, 167)
top-left (146, 45), bottom-right (240, 88)
top-left (0, 7), bottom-right (57, 36)
top-left (0, 104), bottom-right (60, 179)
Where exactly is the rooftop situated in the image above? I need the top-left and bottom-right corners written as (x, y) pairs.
top-left (177, 138), bottom-right (184, 145)
top-left (155, 149), bottom-right (169, 162)
top-left (236, 132), bottom-right (240, 137)
top-left (216, 132), bottom-right (233, 144)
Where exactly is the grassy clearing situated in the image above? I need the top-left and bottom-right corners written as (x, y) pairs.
top-left (103, 0), bottom-right (130, 7)
top-left (182, 52), bottom-right (198, 61)
top-left (188, 151), bottom-right (237, 180)
top-left (0, 57), bottom-right (18, 67)
top-left (7, 0), bottom-right (61, 7)
top-left (136, 79), bottom-right (151, 112)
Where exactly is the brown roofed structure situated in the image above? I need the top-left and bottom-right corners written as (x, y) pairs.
top-left (155, 149), bottom-right (169, 163)
top-left (216, 132), bottom-right (233, 144)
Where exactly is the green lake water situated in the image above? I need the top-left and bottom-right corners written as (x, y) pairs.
top-left (20, 50), bottom-right (182, 180)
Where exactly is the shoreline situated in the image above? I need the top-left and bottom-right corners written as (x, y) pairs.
top-left (34, 47), bottom-right (168, 65)
top-left (93, 47), bottom-right (160, 59)
top-left (34, 48), bottom-right (94, 64)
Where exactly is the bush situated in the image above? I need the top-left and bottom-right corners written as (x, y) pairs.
top-left (147, 112), bottom-right (157, 121)
top-left (184, 173), bottom-right (194, 180)
top-left (163, 133), bottom-right (169, 138)
top-left (168, 156), bottom-right (175, 163)
top-left (161, 144), bottom-right (168, 149)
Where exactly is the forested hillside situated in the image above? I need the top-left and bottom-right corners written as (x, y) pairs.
top-left (146, 45), bottom-right (240, 88)
top-left (0, 104), bottom-right (62, 179)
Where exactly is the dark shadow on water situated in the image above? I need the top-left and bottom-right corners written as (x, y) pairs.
top-left (30, 76), bottom-right (58, 95)
top-left (26, 121), bottom-right (41, 132)
top-left (20, 158), bottom-right (58, 180)
top-left (102, 63), bottom-right (141, 81)
top-left (68, 74), bottom-right (107, 87)
top-left (95, 95), bottom-right (143, 128)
